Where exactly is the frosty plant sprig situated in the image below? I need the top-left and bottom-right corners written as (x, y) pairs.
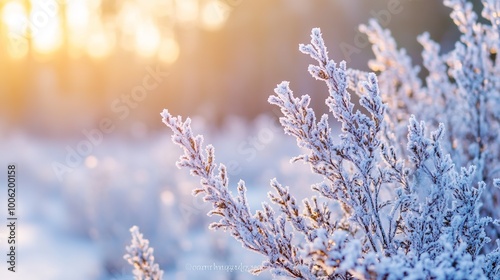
top-left (158, 0), bottom-right (500, 278)
top-left (124, 226), bottom-right (164, 280)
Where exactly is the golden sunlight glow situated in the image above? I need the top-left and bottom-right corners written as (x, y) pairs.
top-left (2, 1), bottom-right (29, 59)
top-left (66, 0), bottom-right (90, 29)
top-left (3, 1), bottom-right (26, 33)
top-left (86, 26), bottom-right (115, 59)
top-left (135, 20), bottom-right (161, 58)
top-left (32, 19), bottom-right (62, 55)
top-left (201, 1), bottom-right (229, 31)
top-left (158, 37), bottom-right (180, 64)
top-left (65, 1), bottom-right (92, 58)
top-left (0, 0), bottom-right (233, 61)
top-left (175, 0), bottom-right (199, 23)
top-left (118, 1), bottom-right (140, 36)
top-left (6, 34), bottom-right (29, 60)
top-left (29, 0), bottom-right (62, 54)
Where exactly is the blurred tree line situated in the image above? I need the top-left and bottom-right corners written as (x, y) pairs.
top-left (0, 0), bottom-right (470, 138)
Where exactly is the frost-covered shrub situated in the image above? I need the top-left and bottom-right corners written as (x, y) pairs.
top-left (159, 0), bottom-right (500, 279)
top-left (360, 0), bottom-right (500, 243)
top-left (124, 226), bottom-right (164, 280)
top-left (59, 132), bottom-right (273, 278)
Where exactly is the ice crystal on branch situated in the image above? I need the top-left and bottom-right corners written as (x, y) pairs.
top-left (124, 226), bottom-right (164, 280)
top-left (159, 0), bottom-right (500, 278)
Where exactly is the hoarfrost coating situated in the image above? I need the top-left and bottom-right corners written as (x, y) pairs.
top-left (124, 226), bottom-right (164, 280)
top-left (157, 0), bottom-right (500, 279)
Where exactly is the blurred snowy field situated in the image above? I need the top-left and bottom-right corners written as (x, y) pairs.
top-left (0, 115), bottom-right (325, 280)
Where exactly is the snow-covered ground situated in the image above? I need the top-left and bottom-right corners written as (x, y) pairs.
top-left (0, 115), bottom-right (323, 279)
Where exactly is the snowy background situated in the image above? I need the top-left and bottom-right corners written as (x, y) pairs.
top-left (0, 116), bottom-right (322, 279)
top-left (0, 0), bottom-right (470, 279)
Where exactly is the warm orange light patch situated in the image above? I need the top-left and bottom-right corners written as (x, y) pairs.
top-left (200, 1), bottom-right (229, 31)
top-left (158, 36), bottom-right (180, 64)
top-left (135, 19), bottom-right (161, 58)
top-left (2, 1), bottom-right (29, 59)
top-left (0, 0), bottom-right (233, 63)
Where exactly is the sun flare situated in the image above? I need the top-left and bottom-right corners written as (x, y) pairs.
top-left (0, 0), bottom-right (231, 62)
